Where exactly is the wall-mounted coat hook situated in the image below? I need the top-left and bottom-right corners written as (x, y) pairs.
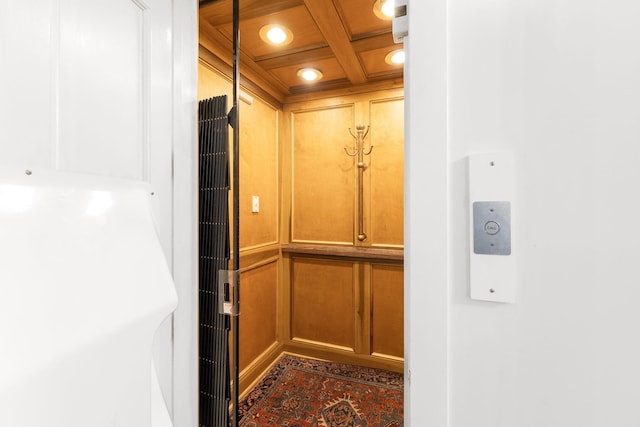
top-left (345, 125), bottom-right (373, 242)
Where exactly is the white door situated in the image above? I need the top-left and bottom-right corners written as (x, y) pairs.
top-left (0, 0), bottom-right (197, 424)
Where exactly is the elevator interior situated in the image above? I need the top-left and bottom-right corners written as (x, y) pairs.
top-left (197, 0), bottom-right (405, 396)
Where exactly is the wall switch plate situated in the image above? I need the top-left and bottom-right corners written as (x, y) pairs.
top-left (468, 153), bottom-right (516, 303)
top-left (251, 195), bottom-right (259, 213)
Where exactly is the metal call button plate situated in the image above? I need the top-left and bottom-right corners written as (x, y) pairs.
top-left (473, 201), bottom-right (511, 255)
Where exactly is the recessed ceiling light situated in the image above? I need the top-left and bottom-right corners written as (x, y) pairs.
top-left (373, 0), bottom-right (394, 20)
top-left (259, 24), bottom-right (293, 46)
top-left (297, 68), bottom-right (323, 82)
top-left (385, 49), bottom-right (405, 65)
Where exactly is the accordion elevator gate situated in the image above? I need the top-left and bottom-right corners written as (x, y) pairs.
top-left (198, 0), bottom-right (241, 425)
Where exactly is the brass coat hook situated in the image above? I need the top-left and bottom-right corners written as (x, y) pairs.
top-left (345, 125), bottom-right (372, 158)
top-left (345, 124), bottom-right (373, 242)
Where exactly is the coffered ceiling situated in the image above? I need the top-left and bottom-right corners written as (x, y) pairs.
top-left (199, 0), bottom-right (404, 104)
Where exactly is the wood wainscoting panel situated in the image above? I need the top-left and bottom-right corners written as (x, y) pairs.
top-left (291, 105), bottom-right (355, 244)
top-left (369, 97), bottom-right (404, 247)
top-left (370, 263), bottom-right (404, 358)
top-left (291, 257), bottom-right (355, 349)
top-left (239, 94), bottom-right (280, 250)
top-left (239, 260), bottom-right (279, 371)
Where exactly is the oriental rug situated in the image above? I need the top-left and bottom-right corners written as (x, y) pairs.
top-left (238, 354), bottom-right (403, 427)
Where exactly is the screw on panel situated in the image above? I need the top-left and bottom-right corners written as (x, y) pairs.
top-left (25, 170), bottom-right (32, 175)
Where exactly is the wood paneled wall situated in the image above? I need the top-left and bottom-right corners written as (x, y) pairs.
top-left (291, 105), bottom-right (355, 244)
top-left (198, 60), bottom-right (280, 250)
top-left (282, 90), bottom-right (404, 247)
top-left (371, 263), bottom-right (404, 358)
top-left (238, 260), bottom-right (278, 370)
top-left (369, 98), bottom-right (405, 247)
top-left (282, 253), bottom-right (403, 371)
top-left (281, 89), bottom-right (405, 371)
top-left (291, 258), bottom-right (356, 349)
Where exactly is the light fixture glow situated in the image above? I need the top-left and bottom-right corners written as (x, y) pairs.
top-left (373, 0), bottom-right (394, 20)
top-left (296, 68), bottom-right (323, 82)
top-left (385, 49), bottom-right (405, 65)
top-left (301, 70), bottom-right (318, 80)
top-left (381, 0), bottom-right (395, 17)
top-left (259, 24), bottom-right (293, 46)
top-left (266, 27), bottom-right (287, 44)
top-left (391, 50), bottom-right (405, 64)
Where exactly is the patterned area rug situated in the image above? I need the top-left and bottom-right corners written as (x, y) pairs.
top-left (238, 354), bottom-right (403, 427)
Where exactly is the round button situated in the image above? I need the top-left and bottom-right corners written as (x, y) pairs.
top-left (484, 221), bottom-right (500, 235)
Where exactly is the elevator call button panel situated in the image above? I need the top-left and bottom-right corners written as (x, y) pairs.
top-left (473, 201), bottom-right (511, 255)
top-left (468, 152), bottom-right (516, 303)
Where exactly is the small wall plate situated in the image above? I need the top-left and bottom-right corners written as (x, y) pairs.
top-left (468, 153), bottom-right (516, 303)
top-left (473, 201), bottom-right (511, 255)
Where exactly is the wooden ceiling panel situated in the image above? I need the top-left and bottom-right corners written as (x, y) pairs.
top-left (334, 0), bottom-right (392, 39)
top-left (269, 57), bottom-right (347, 89)
top-left (218, 5), bottom-right (326, 59)
top-left (359, 46), bottom-right (403, 77)
top-left (199, 0), bottom-right (403, 100)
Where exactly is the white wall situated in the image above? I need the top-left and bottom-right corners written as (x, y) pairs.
top-left (171, 1), bottom-right (199, 426)
top-left (404, 0), bottom-right (449, 425)
top-left (407, 0), bottom-right (640, 425)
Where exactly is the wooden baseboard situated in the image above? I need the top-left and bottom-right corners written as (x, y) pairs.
top-left (238, 341), bottom-right (284, 397)
top-left (282, 341), bottom-right (404, 373)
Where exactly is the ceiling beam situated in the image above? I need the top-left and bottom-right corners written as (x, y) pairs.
top-left (351, 33), bottom-right (396, 53)
top-left (302, 0), bottom-right (367, 84)
top-left (285, 78), bottom-right (404, 104)
top-left (256, 46), bottom-right (334, 70)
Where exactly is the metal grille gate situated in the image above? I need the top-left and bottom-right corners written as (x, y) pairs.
top-left (198, 95), bottom-right (231, 427)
